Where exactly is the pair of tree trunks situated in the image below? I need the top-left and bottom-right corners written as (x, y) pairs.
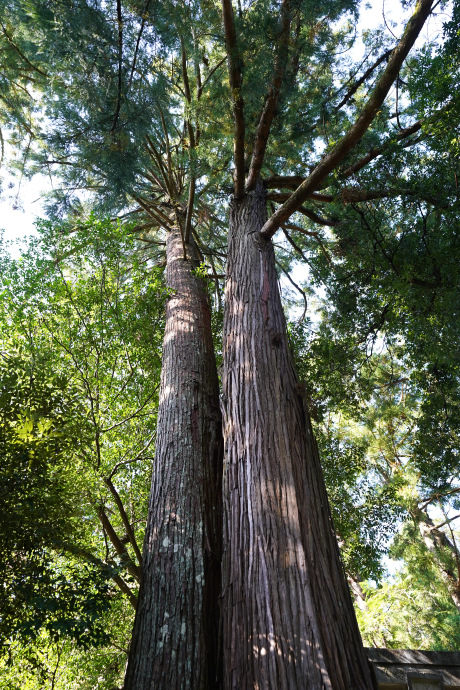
top-left (125, 192), bottom-right (374, 688)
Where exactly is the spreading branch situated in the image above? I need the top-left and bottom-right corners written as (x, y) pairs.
top-left (197, 57), bottom-right (226, 99)
top-left (135, 196), bottom-right (174, 230)
top-left (185, 176), bottom-right (196, 244)
top-left (0, 20), bottom-right (48, 77)
top-left (104, 477), bottom-right (143, 567)
top-left (276, 258), bottom-right (308, 322)
top-left (110, 0), bottom-right (124, 134)
top-left (145, 136), bottom-right (175, 198)
top-left (333, 48), bottom-right (394, 113)
top-left (342, 120), bottom-right (422, 177)
top-left (265, 176), bottom-right (333, 199)
top-left (180, 39), bottom-right (197, 244)
top-left (52, 538), bottom-right (138, 609)
top-left (180, 39), bottom-right (195, 147)
top-left (267, 193), bottom-right (339, 226)
top-left (260, 0), bottom-right (434, 239)
top-left (100, 387), bottom-right (159, 433)
top-left (157, 106), bottom-right (174, 186)
top-left (127, 1), bottom-right (151, 91)
top-left (339, 185), bottom-right (445, 207)
top-left (283, 222), bottom-right (333, 266)
top-left (419, 487), bottom-right (460, 512)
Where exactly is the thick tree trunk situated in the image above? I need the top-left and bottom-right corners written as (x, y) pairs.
top-left (124, 228), bottom-right (223, 690)
top-left (221, 184), bottom-right (374, 689)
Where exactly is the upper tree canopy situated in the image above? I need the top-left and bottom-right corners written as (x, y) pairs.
top-left (1, 0), bottom-right (457, 243)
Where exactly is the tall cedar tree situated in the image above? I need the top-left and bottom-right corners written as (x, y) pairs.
top-left (1, 0), bottom-right (458, 687)
top-left (214, 0), bottom-right (435, 687)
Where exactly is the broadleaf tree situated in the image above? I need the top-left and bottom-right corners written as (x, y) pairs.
top-left (0, 216), bottom-right (168, 685)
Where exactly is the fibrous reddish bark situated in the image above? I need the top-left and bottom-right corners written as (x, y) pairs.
top-left (221, 184), bottom-right (375, 689)
top-left (124, 228), bottom-right (223, 690)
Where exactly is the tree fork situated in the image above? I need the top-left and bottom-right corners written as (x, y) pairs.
top-left (222, 183), bottom-right (375, 689)
top-left (260, 0), bottom-right (434, 239)
top-left (124, 228), bottom-right (223, 690)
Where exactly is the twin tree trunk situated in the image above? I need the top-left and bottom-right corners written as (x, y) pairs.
top-left (124, 228), bottom-right (223, 690)
top-left (125, 189), bottom-right (374, 688)
top-left (221, 184), bottom-right (374, 689)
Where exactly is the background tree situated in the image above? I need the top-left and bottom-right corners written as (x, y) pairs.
top-left (0, 350), bottom-right (110, 649)
top-left (0, 216), bottom-right (169, 687)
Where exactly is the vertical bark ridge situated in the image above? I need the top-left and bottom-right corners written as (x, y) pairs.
top-left (222, 184), bottom-right (375, 689)
top-left (124, 228), bottom-right (223, 690)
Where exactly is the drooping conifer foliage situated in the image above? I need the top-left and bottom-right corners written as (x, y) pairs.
top-left (1, 0), bottom-right (460, 687)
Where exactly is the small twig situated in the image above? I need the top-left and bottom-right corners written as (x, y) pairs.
top-left (100, 385), bottom-right (159, 433)
top-left (276, 258), bottom-right (308, 322)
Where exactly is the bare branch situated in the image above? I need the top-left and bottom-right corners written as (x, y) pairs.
top-left (112, 574), bottom-right (139, 609)
top-left (109, 430), bottom-right (156, 480)
top-left (197, 57), bottom-right (227, 99)
top-left (334, 48), bottom-right (394, 113)
top-left (267, 193), bottom-right (339, 226)
top-left (157, 105), bottom-right (174, 189)
top-left (51, 538), bottom-right (138, 609)
top-left (284, 223), bottom-right (333, 267)
top-left (282, 228), bottom-right (309, 264)
top-left (339, 185), bottom-right (444, 207)
top-left (100, 386), bottom-right (159, 433)
top-left (179, 40), bottom-right (197, 241)
top-left (110, 0), bottom-right (124, 134)
top-left (104, 477), bottom-right (143, 567)
top-left (98, 507), bottom-right (141, 581)
top-left (0, 20), bottom-right (48, 77)
top-left (436, 514), bottom-right (460, 531)
top-left (419, 487), bottom-right (460, 512)
top-left (127, 1), bottom-right (151, 92)
top-left (342, 120), bottom-right (422, 177)
top-left (145, 135), bottom-right (175, 198)
top-left (135, 195), bottom-right (174, 230)
top-left (265, 175), bottom-right (305, 190)
top-left (276, 258), bottom-right (308, 322)
top-left (265, 177), bottom-right (333, 199)
top-left (184, 175), bottom-right (196, 244)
